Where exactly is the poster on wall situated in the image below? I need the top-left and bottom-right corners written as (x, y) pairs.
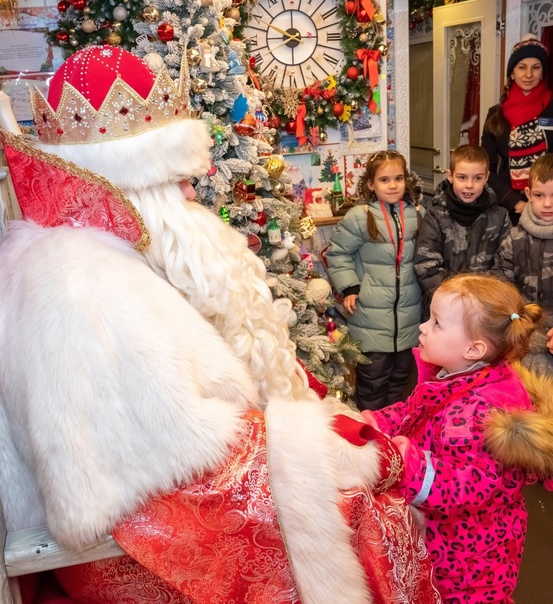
top-left (0, 29), bottom-right (52, 73)
top-left (0, 28), bottom-right (53, 131)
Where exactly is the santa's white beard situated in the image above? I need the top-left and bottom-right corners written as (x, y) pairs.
top-left (37, 121), bottom-right (315, 404)
top-left (125, 182), bottom-right (315, 405)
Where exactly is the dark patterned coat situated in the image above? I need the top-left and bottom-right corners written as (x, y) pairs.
top-left (482, 99), bottom-right (553, 213)
top-left (414, 179), bottom-right (511, 299)
top-left (493, 207), bottom-right (553, 313)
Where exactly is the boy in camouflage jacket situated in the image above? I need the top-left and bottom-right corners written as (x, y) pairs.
top-left (415, 145), bottom-right (511, 318)
top-left (494, 153), bottom-right (553, 374)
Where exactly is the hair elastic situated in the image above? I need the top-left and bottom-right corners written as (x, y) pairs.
top-left (511, 313), bottom-right (520, 321)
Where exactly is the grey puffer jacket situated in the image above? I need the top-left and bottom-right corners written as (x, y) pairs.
top-left (493, 203), bottom-right (553, 313)
top-left (493, 203), bottom-right (553, 376)
top-left (414, 179), bottom-right (511, 297)
top-left (325, 200), bottom-right (422, 354)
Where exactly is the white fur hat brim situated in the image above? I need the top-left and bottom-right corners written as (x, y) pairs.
top-left (37, 119), bottom-right (213, 191)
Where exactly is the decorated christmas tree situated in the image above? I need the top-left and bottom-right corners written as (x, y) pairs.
top-left (48, 0), bottom-right (143, 54)
top-left (46, 0), bottom-right (371, 396)
top-left (320, 149), bottom-right (343, 183)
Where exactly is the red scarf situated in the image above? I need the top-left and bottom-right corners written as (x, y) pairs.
top-left (502, 81), bottom-right (553, 189)
top-left (502, 80), bottom-right (553, 128)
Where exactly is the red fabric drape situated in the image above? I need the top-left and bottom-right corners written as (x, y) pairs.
top-left (540, 25), bottom-right (553, 87)
top-left (460, 35), bottom-right (480, 146)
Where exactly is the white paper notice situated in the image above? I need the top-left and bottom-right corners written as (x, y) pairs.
top-left (0, 30), bottom-right (50, 73)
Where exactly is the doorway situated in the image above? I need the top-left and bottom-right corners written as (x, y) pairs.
top-left (409, 0), bottom-right (501, 193)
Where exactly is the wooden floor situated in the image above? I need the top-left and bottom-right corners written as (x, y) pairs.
top-left (513, 483), bottom-right (553, 603)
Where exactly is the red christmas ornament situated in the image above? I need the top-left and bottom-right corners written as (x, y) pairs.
top-left (327, 321), bottom-right (336, 332)
top-left (207, 161), bottom-right (218, 176)
top-left (247, 233), bottom-right (262, 254)
top-left (333, 103), bottom-right (344, 117)
top-left (56, 31), bottom-right (69, 43)
top-left (71, 0), bottom-right (86, 9)
top-left (249, 56), bottom-right (256, 70)
top-left (268, 115), bottom-right (281, 129)
top-left (284, 120), bottom-right (297, 135)
top-left (344, 0), bottom-right (357, 15)
top-left (57, 0), bottom-right (70, 11)
top-left (357, 9), bottom-right (371, 22)
top-left (234, 113), bottom-right (257, 136)
top-left (157, 23), bottom-right (174, 42)
top-left (346, 66), bottom-right (360, 80)
top-left (251, 211), bottom-right (267, 226)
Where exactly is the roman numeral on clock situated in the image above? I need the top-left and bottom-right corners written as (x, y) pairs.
top-left (320, 6), bottom-right (337, 20)
top-left (326, 31), bottom-right (340, 42)
top-left (323, 52), bottom-right (339, 67)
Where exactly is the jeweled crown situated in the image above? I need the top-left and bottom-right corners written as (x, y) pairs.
top-left (31, 46), bottom-right (191, 145)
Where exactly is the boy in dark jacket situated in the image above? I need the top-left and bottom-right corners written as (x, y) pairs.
top-left (414, 145), bottom-right (511, 317)
top-left (494, 153), bottom-right (553, 374)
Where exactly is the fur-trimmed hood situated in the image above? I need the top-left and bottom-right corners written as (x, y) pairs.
top-left (485, 361), bottom-right (553, 477)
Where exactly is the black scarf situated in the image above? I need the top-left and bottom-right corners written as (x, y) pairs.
top-left (445, 182), bottom-right (492, 227)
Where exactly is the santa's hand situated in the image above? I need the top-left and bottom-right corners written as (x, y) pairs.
top-left (343, 294), bottom-right (358, 315)
top-left (547, 326), bottom-right (553, 354)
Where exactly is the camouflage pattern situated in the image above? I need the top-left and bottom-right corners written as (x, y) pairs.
top-left (493, 211), bottom-right (553, 312)
top-left (414, 179), bottom-right (511, 299)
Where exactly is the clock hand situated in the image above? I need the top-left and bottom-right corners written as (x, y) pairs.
top-left (261, 20), bottom-right (304, 43)
top-left (270, 34), bottom-right (301, 52)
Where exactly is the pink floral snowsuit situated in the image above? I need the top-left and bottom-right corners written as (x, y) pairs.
top-left (369, 349), bottom-right (535, 604)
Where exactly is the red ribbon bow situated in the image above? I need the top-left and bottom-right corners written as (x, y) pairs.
top-left (355, 48), bottom-right (381, 88)
top-left (303, 82), bottom-right (322, 100)
top-left (296, 103), bottom-right (307, 145)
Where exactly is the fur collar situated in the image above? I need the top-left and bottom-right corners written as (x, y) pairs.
top-left (485, 362), bottom-right (553, 477)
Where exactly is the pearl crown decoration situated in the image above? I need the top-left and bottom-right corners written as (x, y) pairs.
top-left (31, 46), bottom-right (192, 145)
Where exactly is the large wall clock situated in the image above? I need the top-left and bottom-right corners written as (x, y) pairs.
top-left (242, 0), bottom-right (347, 90)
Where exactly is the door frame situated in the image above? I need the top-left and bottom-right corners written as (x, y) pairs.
top-left (432, 0), bottom-right (500, 188)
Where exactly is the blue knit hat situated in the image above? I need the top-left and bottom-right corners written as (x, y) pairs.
top-left (507, 36), bottom-right (548, 78)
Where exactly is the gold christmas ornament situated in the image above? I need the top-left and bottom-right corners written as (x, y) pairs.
top-left (265, 155), bottom-right (285, 180)
top-left (299, 215), bottom-right (316, 239)
top-left (316, 106), bottom-right (324, 116)
top-left (106, 32), bottom-right (122, 45)
top-left (359, 32), bottom-right (369, 44)
top-left (266, 132), bottom-right (276, 145)
top-left (81, 18), bottom-right (96, 33)
top-left (378, 43), bottom-right (389, 57)
top-left (225, 7), bottom-right (241, 22)
top-left (142, 6), bottom-right (160, 22)
top-left (350, 99), bottom-right (359, 111)
top-left (373, 11), bottom-right (386, 24)
top-left (187, 47), bottom-right (201, 66)
top-left (319, 130), bottom-right (328, 143)
top-left (191, 77), bottom-right (208, 94)
top-left (272, 181), bottom-right (285, 195)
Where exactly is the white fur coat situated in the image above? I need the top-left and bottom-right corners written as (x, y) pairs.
top-left (0, 221), bottom-right (383, 604)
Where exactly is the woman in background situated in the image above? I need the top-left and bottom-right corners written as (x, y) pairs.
top-left (482, 36), bottom-right (552, 225)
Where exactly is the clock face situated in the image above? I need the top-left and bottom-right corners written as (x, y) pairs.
top-left (243, 0), bottom-right (346, 89)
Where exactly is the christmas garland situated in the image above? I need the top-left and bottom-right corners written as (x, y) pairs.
top-left (242, 0), bottom-right (387, 144)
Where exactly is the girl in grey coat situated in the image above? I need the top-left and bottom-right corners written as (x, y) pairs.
top-left (326, 151), bottom-right (423, 411)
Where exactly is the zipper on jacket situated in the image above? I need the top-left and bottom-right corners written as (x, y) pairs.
top-left (390, 203), bottom-right (402, 353)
